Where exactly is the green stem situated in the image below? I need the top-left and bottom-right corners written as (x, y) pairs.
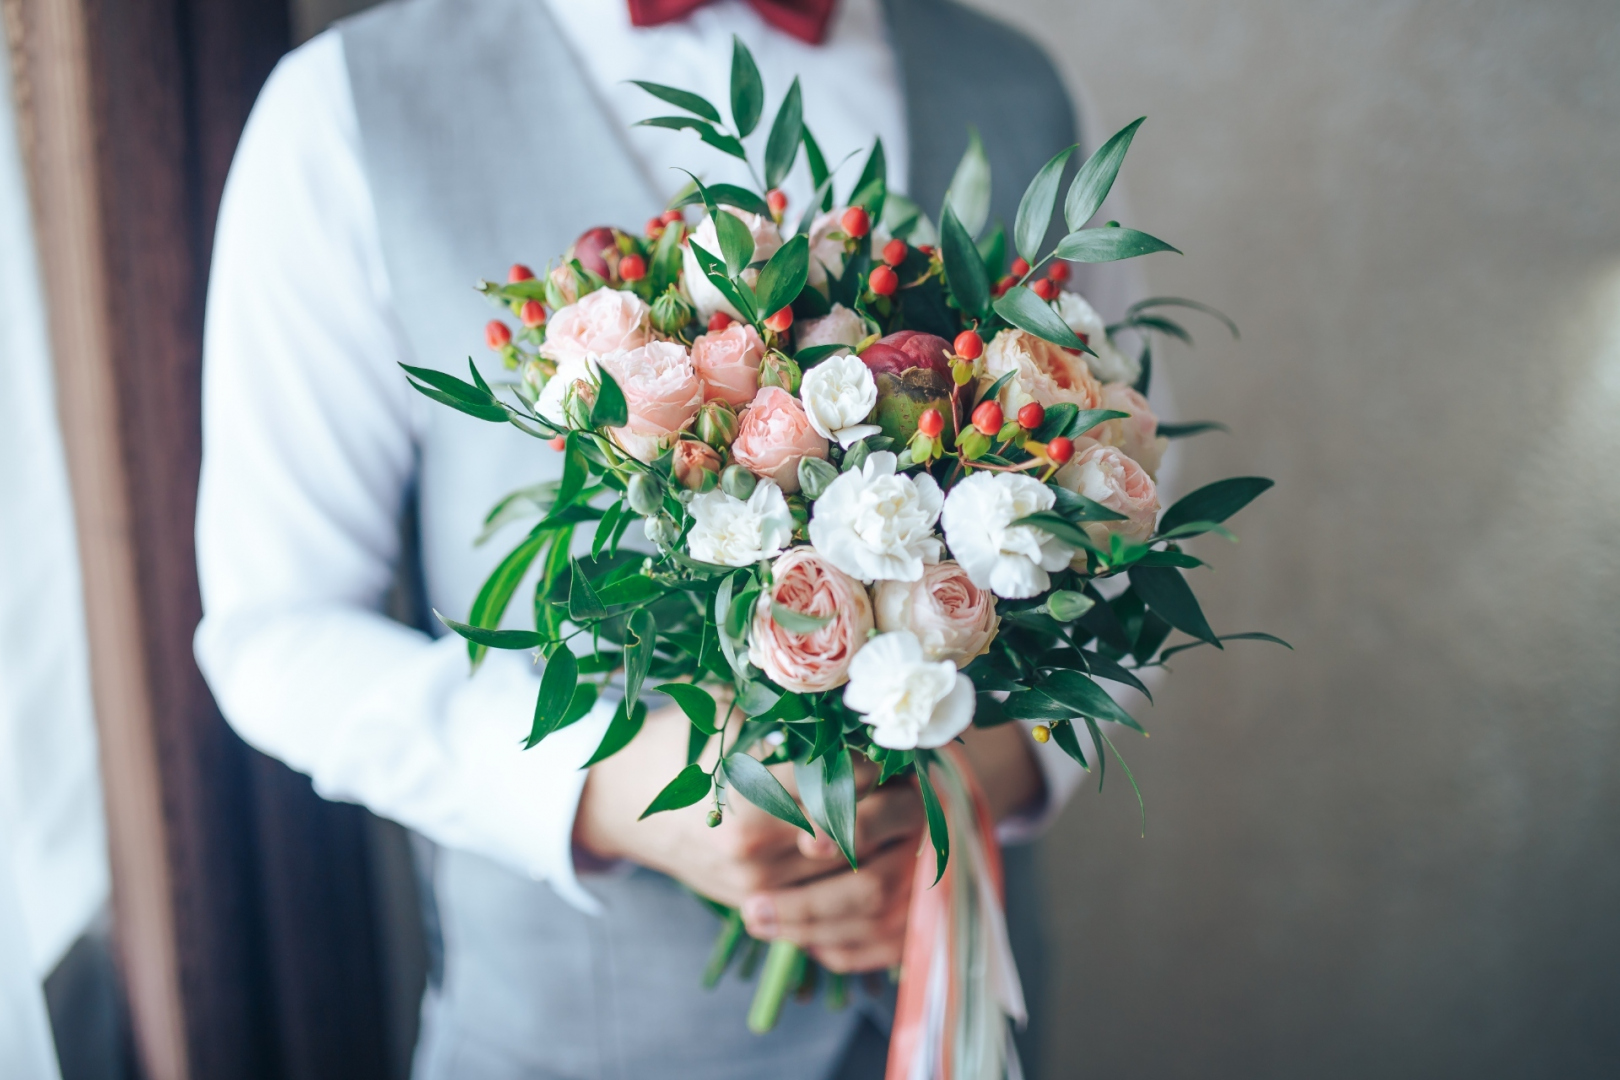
top-left (702, 909), bottom-right (746, 988)
top-left (747, 940), bottom-right (806, 1034)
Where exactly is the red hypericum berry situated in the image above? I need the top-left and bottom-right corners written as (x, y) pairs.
top-left (868, 264), bottom-right (899, 297)
top-left (1018, 402), bottom-right (1045, 430)
top-left (708, 311), bottom-right (734, 332)
top-left (508, 264), bottom-right (535, 283)
top-left (972, 400), bottom-right (1003, 436)
top-left (918, 244), bottom-right (936, 256)
top-left (548, 435), bottom-right (567, 451)
top-left (881, 238), bottom-right (908, 266)
top-left (1047, 436), bottom-right (1075, 465)
top-left (1011, 257), bottom-right (1031, 277)
top-left (764, 307), bottom-right (794, 333)
top-left (841, 206), bottom-right (871, 238)
top-left (994, 274), bottom-right (1018, 297)
top-left (646, 216), bottom-right (666, 238)
top-left (660, 209), bottom-right (684, 225)
top-left (485, 320), bottom-right (512, 350)
top-left (1032, 277), bottom-right (1059, 301)
top-left (519, 299), bottom-right (546, 328)
top-left (766, 188), bottom-right (788, 217)
top-left (619, 253), bottom-right (647, 282)
top-left (953, 330), bottom-right (984, 360)
top-left (1047, 261), bottom-right (1071, 282)
top-left (918, 408), bottom-right (945, 438)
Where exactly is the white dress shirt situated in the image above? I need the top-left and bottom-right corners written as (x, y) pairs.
top-left (196, 0), bottom-right (1097, 914)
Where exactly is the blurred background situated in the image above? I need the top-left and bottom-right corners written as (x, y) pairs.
top-left (2, 0), bottom-right (1616, 1077)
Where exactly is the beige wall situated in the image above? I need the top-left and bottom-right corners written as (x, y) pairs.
top-left (957, 0), bottom-right (1620, 1075)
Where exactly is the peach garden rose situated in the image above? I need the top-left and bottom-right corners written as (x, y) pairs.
top-left (1055, 439), bottom-right (1161, 554)
top-left (598, 340), bottom-right (703, 463)
top-left (981, 327), bottom-right (1103, 416)
top-left (748, 546), bottom-right (874, 693)
top-left (690, 323), bottom-right (766, 407)
top-left (539, 286), bottom-right (650, 367)
top-left (871, 560), bottom-right (999, 669)
top-left (729, 386), bottom-right (829, 494)
top-left (1086, 382), bottom-right (1168, 478)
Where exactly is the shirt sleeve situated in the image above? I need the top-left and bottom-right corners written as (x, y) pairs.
top-left (193, 31), bottom-right (610, 914)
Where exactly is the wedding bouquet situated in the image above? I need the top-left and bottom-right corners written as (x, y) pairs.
top-left (403, 37), bottom-right (1283, 1078)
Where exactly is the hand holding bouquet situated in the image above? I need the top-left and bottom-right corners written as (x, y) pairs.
top-left (403, 37), bottom-right (1285, 1078)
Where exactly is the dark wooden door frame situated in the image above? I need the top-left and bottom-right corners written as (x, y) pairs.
top-left (5, 1), bottom-right (396, 1076)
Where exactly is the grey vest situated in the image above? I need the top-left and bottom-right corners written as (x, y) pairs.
top-left (339, 2), bottom-right (1074, 1077)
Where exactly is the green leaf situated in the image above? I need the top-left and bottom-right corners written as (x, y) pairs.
top-left (526, 647), bottom-right (578, 748)
top-left (1131, 549), bottom-right (1203, 570)
top-left (1054, 227), bottom-right (1180, 263)
top-left (1123, 296), bottom-right (1239, 340)
top-left (634, 115), bottom-right (746, 160)
top-left (464, 530), bottom-right (549, 665)
top-left (802, 125), bottom-right (833, 211)
top-left (796, 750), bottom-right (857, 869)
top-left (672, 182), bottom-right (773, 218)
top-left (656, 682), bottom-right (719, 735)
top-left (1078, 649), bottom-right (1152, 701)
top-left (1127, 313), bottom-right (1193, 345)
top-left (714, 210), bottom-right (756, 275)
top-left (1008, 512), bottom-right (1092, 555)
top-left (1039, 669), bottom-right (1144, 733)
top-left (1060, 408), bottom-right (1131, 440)
top-left (630, 80), bottom-right (722, 124)
top-left (754, 234), bottom-right (809, 322)
top-left (1065, 117), bottom-right (1144, 230)
top-left (557, 433), bottom-right (588, 509)
top-left (1128, 565), bottom-right (1220, 647)
top-left (851, 139), bottom-right (887, 221)
top-left (592, 499), bottom-right (623, 560)
top-left (590, 368), bottom-right (629, 429)
top-left (1003, 689), bottom-right (1074, 722)
top-left (1157, 421), bottom-right (1229, 439)
top-left (1157, 631), bottom-right (1293, 663)
top-left (795, 344), bottom-right (847, 366)
top-left (1050, 718), bottom-right (1088, 769)
top-left (435, 613), bottom-right (544, 651)
top-left (914, 756), bottom-right (949, 885)
top-left (940, 205), bottom-right (991, 321)
top-left (770, 601), bottom-right (832, 635)
top-left (994, 286), bottom-right (1090, 352)
top-left (723, 753), bottom-right (813, 835)
top-left (945, 127), bottom-right (991, 238)
top-left (585, 699), bottom-right (647, 767)
top-left (1081, 717), bottom-right (1106, 791)
top-left (729, 35), bottom-right (764, 137)
top-left (401, 365), bottom-right (508, 422)
top-left (876, 748), bottom-right (915, 785)
top-left (1097, 724), bottom-right (1146, 834)
top-left (624, 608), bottom-right (657, 716)
top-left (1157, 520), bottom-right (1238, 542)
top-left (595, 574), bottom-right (663, 608)
top-left (568, 559), bottom-right (607, 621)
top-left (640, 763), bottom-right (714, 818)
top-left (558, 681), bottom-right (599, 731)
top-left (688, 241), bottom-right (759, 323)
top-left (764, 78), bottom-right (803, 190)
top-left (1159, 477), bottom-right (1274, 536)
top-left (975, 221), bottom-right (1006, 279)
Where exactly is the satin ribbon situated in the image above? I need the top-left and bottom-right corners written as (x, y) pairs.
top-left (627, 0), bottom-right (836, 45)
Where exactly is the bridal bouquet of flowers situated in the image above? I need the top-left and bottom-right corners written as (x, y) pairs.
top-left (403, 38), bottom-right (1282, 1078)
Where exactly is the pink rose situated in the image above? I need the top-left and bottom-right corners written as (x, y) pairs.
top-left (1054, 440), bottom-right (1160, 555)
top-left (981, 328), bottom-right (1103, 415)
top-left (1086, 382), bottom-right (1168, 478)
top-left (796, 303), bottom-right (866, 351)
top-left (670, 439), bottom-right (722, 491)
top-left (871, 560), bottom-right (999, 669)
top-left (748, 546), bottom-right (875, 693)
top-left (730, 386), bottom-right (829, 494)
top-left (598, 341), bottom-right (703, 462)
top-left (539, 287), bottom-right (651, 367)
top-left (691, 323), bottom-right (766, 407)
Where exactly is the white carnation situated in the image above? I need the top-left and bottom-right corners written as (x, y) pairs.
top-left (1056, 290), bottom-right (1139, 385)
top-left (685, 480), bottom-right (794, 567)
top-left (796, 303), bottom-right (867, 352)
top-left (842, 631), bottom-right (976, 750)
top-left (799, 353), bottom-right (881, 448)
top-left (940, 471), bottom-right (1073, 599)
top-left (536, 355), bottom-right (599, 429)
top-left (682, 210), bottom-right (784, 319)
top-left (808, 451), bottom-right (943, 583)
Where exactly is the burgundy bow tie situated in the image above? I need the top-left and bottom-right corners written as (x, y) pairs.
top-left (629, 0), bottom-right (836, 45)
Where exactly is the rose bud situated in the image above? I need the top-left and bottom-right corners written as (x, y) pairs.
top-left (868, 264), bottom-right (899, 297)
top-left (881, 238), bottom-right (907, 267)
top-left (1011, 257), bottom-right (1031, 277)
top-left (566, 226), bottom-right (620, 281)
top-left (707, 311), bottom-right (734, 332)
top-left (1032, 277), bottom-right (1059, 301)
top-left (972, 400), bottom-right (1003, 436)
top-left (840, 206), bottom-right (871, 238)
top-left (695, 399), bottom-right (740, 449)
top-left (651, 287), bottom-right (696, 335)
top-left (626, 473), bottom-right (663, 516)
top-left (1047, 436), bottom-right (1075, 464)
top-left (644, 513), bottom-right (679, 548)
top-left (763, 307), bottom-right (794, 334)
top-left (520, 299), bottom-right (546, 328)
top-left (953, 329), bottom-right (984, 361)
top-left (671, 440), bottom-right (722, 492)
top-left (485, 319), bottom-right (512, 350)
top-left (1017, 402), bottom-right (1045, 430)
top-left (508, 264), bottom-right (535, 283)
top-left (860, 330), bottom-right (956, 447)
top-left (1048, 261), bottom-right (1071, 283)
top-left (720, 463), bottom-right (757, 500)
top-left (545, 264), bottom-right (577, 309)
top-left (766, 188), bottom-right (788, 218)
top-left (619, 253), bottom-right (647, 282)
top-left (757, 352), bottom-right (802, 395)
top-left (796, 455), bottom-right (839, 500)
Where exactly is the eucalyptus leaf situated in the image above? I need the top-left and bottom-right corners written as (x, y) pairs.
top-left (1065, 117), bottom-right (1144, 230)
top-left (1054, 227), bottom-right (1180, 263)
top-left (764, 78), bottom-right (803, 190)
top-left (945, 127), bottom-right (991, 238)
top-left (640, 763), bottom-right (714, 818)
top-left (723, 753), bottom-right (814, 835)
